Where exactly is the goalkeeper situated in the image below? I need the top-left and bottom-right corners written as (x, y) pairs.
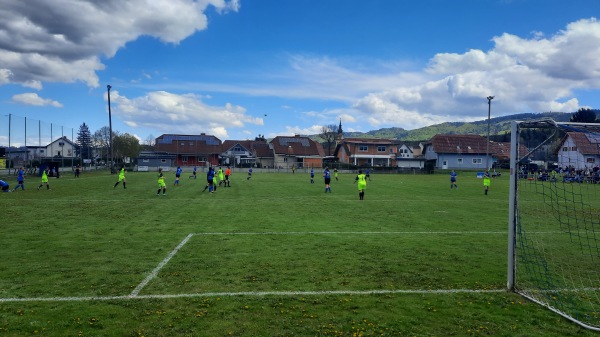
top-left (354, 170), bottom-right (367, 200)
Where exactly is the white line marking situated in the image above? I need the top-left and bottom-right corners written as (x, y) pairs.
top-left (129, 233), bottom-right (193, 297)
top-left (192, 231), bottom-right (509, 235)
top-left (0, 288), bottom-right (507, 303)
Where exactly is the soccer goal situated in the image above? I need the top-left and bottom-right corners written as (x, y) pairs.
top-left (508, 119), bottom-right (600, 330)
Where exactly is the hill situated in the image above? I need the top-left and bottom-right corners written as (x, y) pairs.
top-left (343, 112), bottom-right (572, 141)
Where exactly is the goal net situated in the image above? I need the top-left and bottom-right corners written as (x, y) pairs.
top-left (508, 119), bottom-right (600, 330)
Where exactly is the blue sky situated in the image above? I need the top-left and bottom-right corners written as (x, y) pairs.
top-left (1, 0), bottom-right (600, 146)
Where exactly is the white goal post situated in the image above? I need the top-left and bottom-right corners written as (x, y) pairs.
top-left (508, 119), bottom-right (600, 331)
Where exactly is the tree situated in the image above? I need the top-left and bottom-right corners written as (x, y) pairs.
top-left (570, 108), bottom-right (598, 123)
top-left (320, 124), bottom-right (338, 156)
top-left (113, 133), bottom-right (141, 163)
top-left (92, 126), bottom-right (112, 165)
top-left (76, 123), bottom-right (92, 160)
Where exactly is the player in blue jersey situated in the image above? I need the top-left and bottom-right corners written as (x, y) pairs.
top-left (202, 167), bottom-right (215, 192)
top-left (310, 168), bottom-right (315, 183)
top-left (323, 167), bottom-right (331, 192)
top-left (174, 166), bottom-right (182, 186)
top-left (189, 166), bottom-right (197, 179)
top-left (0, 179), bottom-right (10, 192)
top-left (13, 167), bottom-right (25, 191)
top-left (247, 168), bottom-right (253, 180)
top-left (450, 170), bottom-right (458, 189)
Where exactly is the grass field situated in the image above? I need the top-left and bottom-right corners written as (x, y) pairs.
top-left (0, 168), bottom-right (597, 336)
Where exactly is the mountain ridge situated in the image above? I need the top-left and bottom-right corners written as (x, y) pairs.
top-left (341, 112), bottom-right (572, 141)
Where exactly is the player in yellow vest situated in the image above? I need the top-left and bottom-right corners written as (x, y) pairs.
top-left (113, 165), bottom-right (127, 189)
top-left (37, 168), bottom-right (50, 190)
top-left (354, 170), bottom-right (367, 200)
top-left (157, 168), bottom-right (167, 196)
top-left (483, 171), bottom-right (491, 195)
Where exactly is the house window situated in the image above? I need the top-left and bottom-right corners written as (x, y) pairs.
top-left (472, 158), bottom-right (482, 164)
top-left (359, 145), bottom-right (368, 151)
top-left (458, 158), bottom-right (463, 164)
top-left (143, 159), bottom-right (149, 163)
top-left (198, 157), bottom-right (207, 162)
top-left (189, 142), bottom-right (194, 146)
top-left (182, 156), bottom-right (188, 162)
top-left (161, 159), bottom-right (167, 163)
top-left (389, 149), bottom-right (393, 154)
top-left (587, 158), bottom-right (595, 163)
top-left (233, 146), bottom-right (243, 152)
top-left (377, 146), bottom-right (386, 152)
top-left (563, 147), bottom-right (568, 151)
top-left (571, 147), bottom-right (577, 151)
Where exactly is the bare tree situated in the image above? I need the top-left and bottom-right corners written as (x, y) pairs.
top-left (92, 126), bottom-right (112, 164)
top-left (144, 134), bottom-right (155, 147)
top-left (320, 124), bottom-right (338, 156)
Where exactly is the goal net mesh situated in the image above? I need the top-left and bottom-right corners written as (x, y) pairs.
top-left (512, 120), bottom-right (600, 330)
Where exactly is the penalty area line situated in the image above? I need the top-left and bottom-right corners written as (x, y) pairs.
top-left (129, 233), bottom-right (193, 297)
top-left (0, 288), bottom-right (507, 303)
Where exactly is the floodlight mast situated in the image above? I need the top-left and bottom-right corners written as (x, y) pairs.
top-left (107, 85), bottom-right (114, 173)
top-left (486, 96), bottom-right (495, 170)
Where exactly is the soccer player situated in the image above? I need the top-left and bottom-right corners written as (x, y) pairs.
top-left (323, 167), bottom-right (331, 193)
top-left (225, 166), bottom-right (231, 187)
top-left (354, 170), bottom-right (367, 200)
top-left (217, 167), bottom-right (225, 186)
top-left (365, 168), bottom-right (371, 181)
top-left (0, 179), bottom-right (10, 192)
top-left (213, 170), bottom-right (219, 192)
top-left (189, 166), bottom-right (197, 179)
top-left (13, 167), bottom-right (25, 191)
top-left (75, 165), bottom-right (81, 178)
top-left (247, 168), bottom-right (252, 180)
top-left (310, 168), bottom-right (314, 183)
top-left (483, 171), bottom-right (491, 195)
top-left (203, 167), bottom-right (215, 192)
top-left (113, 165), bottom-right (127, 189)
top-left (157, 168), bottom-right (167, 196)
top-left (37, 168), bottom-right (50, 190)
top-left (450, 170), bottom-right (457, 189)
top-left (174, 166), bottom-right (182, 186)
top-left (334, 168), bottom-right (339, 181)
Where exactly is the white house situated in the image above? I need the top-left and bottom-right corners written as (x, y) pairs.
top-left (556, 132), bottom-right (600, 170)
top-left (46, 136), bottom-right (77, 158)
top-left (396, 142), bottom-right (425, 168)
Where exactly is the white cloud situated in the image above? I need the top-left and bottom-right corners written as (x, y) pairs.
top-left (346, 17), bottom-right (600, 130)
top-left (0, 0), bottom-right (239, 87)
top-left (12, 92), bottom-right (63, 107)
top-left (108, 90), bottom-right (263, 139)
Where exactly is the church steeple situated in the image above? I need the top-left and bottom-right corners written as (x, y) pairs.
top-left (336, 119), bottom-right (344, 143)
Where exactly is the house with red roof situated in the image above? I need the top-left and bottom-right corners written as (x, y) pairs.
top-left (153, 133), bottom-right (222, 167)
top-left (334, 138), bottom-right (397, 167)
top-left (270, 135), bottom-right (325, 169)
top-left (556, 132), bottom-right (600, 170)
top-left (424, 134), bottom-right (492, 170)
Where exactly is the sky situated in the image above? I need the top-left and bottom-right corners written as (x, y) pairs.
top-left (1, 0), bottom-right (600, 146)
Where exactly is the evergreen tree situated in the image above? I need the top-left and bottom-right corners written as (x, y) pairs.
top-left (76, 123), bottom-right (92, 160)
top-left (570, 108), bottom-right (598, 123)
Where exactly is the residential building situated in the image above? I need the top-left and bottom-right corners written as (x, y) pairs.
top-left (270, 135), bottom-right (325, 168)
top-left (221, 140), bottom-right (271, 167)
top-left (556, 132), bottom-right (600, 170)
top-left (154, 134), bottom-right (222, 167)
top-left (334, 138), bottom-right (396, 167)
top-left (424, 134), bottom-right (491, 170)
top-left (395, 141), bottom-right (426, 169)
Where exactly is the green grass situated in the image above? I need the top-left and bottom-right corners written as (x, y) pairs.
top-left (0, 169), bottom-right (596, 336)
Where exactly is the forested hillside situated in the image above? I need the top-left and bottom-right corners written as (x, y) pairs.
top-left (343, 112), bottom-right (572, 141)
